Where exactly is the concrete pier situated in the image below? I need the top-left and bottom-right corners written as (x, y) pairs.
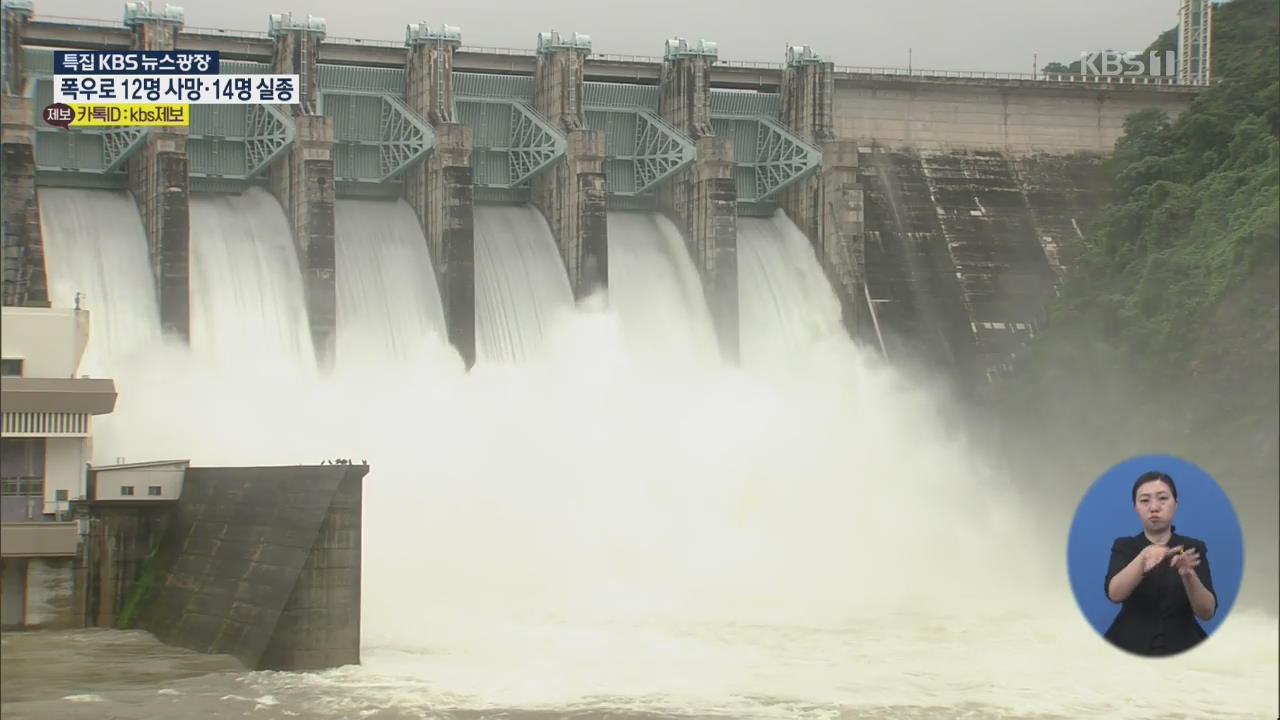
top-left (659, 39), bottom-right (738, 361)
top-left (77, 501), bottom-right (172, 628)
top-left (269, 13), bottom-right (336, 368)
top-left (1, 106), bottom-right (47, 309)
top-left (781, 47), bottom-right (870, 347)
top-left (75, 464), bottom-right (367, 671)
top-left (1, 553), bottom-right (78, 629)
top-left (123, 3), bottom-right (189, 339)
top-left (532, 31), bottom-right (608, 298)
top-left (404, 24), bottom-right (476, 368)
top-left (1, 0), bottom-right (47, 308)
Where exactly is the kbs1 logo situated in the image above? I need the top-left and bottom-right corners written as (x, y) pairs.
top-left (1079, 50), bottom-right (1178, 78)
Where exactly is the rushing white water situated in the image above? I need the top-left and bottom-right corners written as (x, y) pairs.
top-left (188, 188), bottom-right (317, 379)
top-left (473, 204), bottom-right (574, 364)
top-left (334, 199), bottom-right (452, 372)
top-left (37, 188), bottom-right (161, 376)
top-left (20, 192), bottom-right (1280, 720)
top-left (738, 212), bottom-right (848, 371)
top-left (605, 211), bottom-right (719, 367)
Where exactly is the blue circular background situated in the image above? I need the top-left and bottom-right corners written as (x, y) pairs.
top-left (1067, 454), bottom-right (1244, 641)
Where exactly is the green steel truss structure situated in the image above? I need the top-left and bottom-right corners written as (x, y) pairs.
top-left (189, 61), bottom-right (294, 181)
top-left (315, 64), bottom-right (433, 184)
top-left (582, 80), bottom-right (821, 206)
top-left (709, 90), bottom-right (821, 204)
top-left (452, 73), bottom-right (564, 189)
top-left (582, 83), bottom-right (694, 197)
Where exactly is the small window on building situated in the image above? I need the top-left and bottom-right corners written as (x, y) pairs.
top-left (0, 358), bottom-right (22, 376)
top-left (0, 477), bottom-right (42, 496)
top-left (147, 486), bottom-right (162, 497)
top-left (1, 438), bottom-right (44, 497)
top-left (55, 489), bottom-right (69, 501)
top-left (120, 485), bottom-right (134, 497)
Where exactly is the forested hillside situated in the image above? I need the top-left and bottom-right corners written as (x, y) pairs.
top-left (995, 0), bottom-right (1278, 605)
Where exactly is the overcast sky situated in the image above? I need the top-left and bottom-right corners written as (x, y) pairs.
top-left (31, 0), bottom-right (1185, 72)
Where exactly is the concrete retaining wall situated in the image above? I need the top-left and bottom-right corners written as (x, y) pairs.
top-left (0, 556), bottom-right (78, 629)
top-left (135, 465), bottom-right (366, 670)
top-left (24, 555), bottom-right (76, 627)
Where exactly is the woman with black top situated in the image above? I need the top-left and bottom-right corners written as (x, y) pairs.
top-left (1103, 471), bottom-right (1217, 656)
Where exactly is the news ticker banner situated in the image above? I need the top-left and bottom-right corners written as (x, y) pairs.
top-left (43, 104), bottom-right (188, 128)
top-left (43, 51), bottom-right (300, 127)
top-left (54, 75), bottom-right (300, 104)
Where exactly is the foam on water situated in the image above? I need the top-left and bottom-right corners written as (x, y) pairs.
top-left (24, 193), bottom-right (1279, 720)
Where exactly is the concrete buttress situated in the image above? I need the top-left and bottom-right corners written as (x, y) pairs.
top-left (659, 41), bottom-right (738, 362)
top-left (781, 48), bottom-right (870, 349)
top-left (123, 4), bottom-right (190, 340)
top-left (269, 13), bottom-right (336, 368)
top-left (532, 31), bottom-right (608, 298)
top-left (404, 24), bottom-right (476, 368)
top-left (1, 0), bottom-right (47, 308)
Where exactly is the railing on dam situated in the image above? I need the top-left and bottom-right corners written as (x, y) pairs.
top-left (25, 13), bottom-right (117, 28)
top-left (184, 25), bottom-right (269, 39)
top-left (833, 64), bottom-right (1202, 86)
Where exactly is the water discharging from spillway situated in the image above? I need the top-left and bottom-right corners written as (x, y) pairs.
top-left (606, 211), bottom-right (719, 366)
top-left (188, 188), bottom-right (317, 379)
top-left (38, 188), bottom-right (162, 376)
top-left (21, 195), bottom-right (1279, 719)
top-left (38, 188), bottom-right (169, 466)
top-left (738, 213), bottom-right (849, 370)
top-left (334, 199), bottom-right (451, 372)
top-left (473, 204), bottom-right (575, 364)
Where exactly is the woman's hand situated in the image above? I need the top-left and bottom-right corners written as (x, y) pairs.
top-left (1171, 547), bottom-right (1216, 620)
top-left (1138, 544), bottom-right (1176, 573)
top-left (1170, 547), bottom-right (1201, 577)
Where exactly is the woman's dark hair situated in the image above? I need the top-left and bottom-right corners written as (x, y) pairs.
top-left (1132, 471), bottom-right (1178, 504)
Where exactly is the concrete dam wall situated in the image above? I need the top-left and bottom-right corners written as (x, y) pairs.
top-left (860, 148), bottom-right (1105, 383)
top-left (826, 76), bottom-right (1174, 382)
top-left (834, 78), bottom-right (1193, 154)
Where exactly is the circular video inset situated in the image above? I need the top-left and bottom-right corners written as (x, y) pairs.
top-left (1066, 454), bottom-right (1244, 657)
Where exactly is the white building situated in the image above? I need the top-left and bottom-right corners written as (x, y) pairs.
top-left (88, 459), bottom-right (189, 501)
top-left (1, 305), bottom-right (117, 629)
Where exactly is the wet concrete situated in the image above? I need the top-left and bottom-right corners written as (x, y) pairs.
top-left (860, 148), bottom-right (1104, 388)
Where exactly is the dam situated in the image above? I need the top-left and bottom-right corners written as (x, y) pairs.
top-left (1, 1), bottom-right (1201, 382)
top-left (8, 4), bottom-right (1277, 720)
